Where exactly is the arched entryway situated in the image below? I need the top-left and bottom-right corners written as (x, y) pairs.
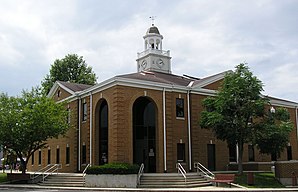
top-left (95, 99), bottom-right (108, 165)
top-left (133, 97), bottom-right (156, 173)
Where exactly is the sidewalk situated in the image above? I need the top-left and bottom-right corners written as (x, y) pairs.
top-left (2, 171), bottom-right (298, 191)
top-left (1, 184), bottom-right (298, 192)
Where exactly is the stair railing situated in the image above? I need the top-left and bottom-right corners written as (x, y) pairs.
top-left (31, 164), bottom-right (54, 182)
top-left (176, 163), bottom-right (186, 183)
top-left (42, 164), bottom-right (62, 182)
top-left (137, 163), bottom-right (144, 185)
top-left (82, 163), bottom-right (91, 177)
top-left (82, 163), bottom-right (91, 186)
top-left (194, 162), bottom-right (214, 179)
top-left (30, 164), bottom-right (62, 183)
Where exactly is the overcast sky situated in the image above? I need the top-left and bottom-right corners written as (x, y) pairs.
top-left (0, 0), bottom-right (297, 102)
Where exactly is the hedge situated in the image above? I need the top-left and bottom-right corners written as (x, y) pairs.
top-left (86, 163), bottom-right (140, 175)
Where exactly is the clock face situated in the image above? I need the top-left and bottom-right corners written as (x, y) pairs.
top-left (157, 59), bottom-right (164, 68)
top-left (141, 60), bottom-right (147, 70)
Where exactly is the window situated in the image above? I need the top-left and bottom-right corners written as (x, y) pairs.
top-left (82, 144), bottom-right (87, 164)
top-left (38, 150), bottom-right (42, 165)
top-left (83, 100), bottom-right (87, 121)
top-left (229, 145), bottom-right (237, 162)
top-left (207, 144), bottom-right (216, 171)
top-left (47, 149), bottom-right (51, 164)
top-left (57, 90), bottom-right (61, 97)
top-left (177, 143), bottom-right (185, 162)
top-left (248, 144), bottom-right (255, 161)
top-left (287, 146), bottom-right (292, 160)
top-left (31, 153), bottom-right (35, 165)
top-left (56, 148), bottom-right (60, 164)
top-left (66, 145), bottom-right (70, 164)
top-left (176, 98), bottom-right (184, 118)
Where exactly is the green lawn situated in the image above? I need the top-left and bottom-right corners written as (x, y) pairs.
top-left (236, 172), bottom-right (284, 188)
top-left (0, 173), bottom-right (7, 183)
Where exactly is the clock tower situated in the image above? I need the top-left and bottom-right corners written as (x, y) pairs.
top-left (137, 24), bottom-right (172, 73)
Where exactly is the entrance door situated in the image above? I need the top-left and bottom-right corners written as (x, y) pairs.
top-left (207, 144), bottom-right (216, 171)
top-left (133, 97), bottom-right (156, 173)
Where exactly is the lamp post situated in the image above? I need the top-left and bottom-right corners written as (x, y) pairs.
top-left (270, 106), bottom-right (276, 114)
top-left (269, 106), bottom-right (277, 161)
top-left (268, 106), bottom-right (276, 123)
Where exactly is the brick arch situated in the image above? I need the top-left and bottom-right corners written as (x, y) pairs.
top-left (132, 96), bottom-right (158, 173)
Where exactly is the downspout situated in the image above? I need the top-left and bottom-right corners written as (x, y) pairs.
top-left (296, 107), bottom-right (298, 141)
top-left (187, 90), bottom-right (192, 171)
top-left (236, 144), bottom-right (239, 163)
top-left (89, 93), bottom-right (93, 166)
top-left (163, 88), bottom-right (167, 172)
top-left (78, 98), bottom-right (81, 171)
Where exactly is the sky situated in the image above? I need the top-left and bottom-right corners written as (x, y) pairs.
top-left (0, 0), bottom-right (297, 102)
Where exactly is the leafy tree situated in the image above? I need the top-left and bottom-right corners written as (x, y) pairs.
top-left (0, 88), bottom-right (69, 174)
top-left (254, 107), bottom-right (293, 158)
top-left (200, 63), bottom-right (268, 174)
top-left (41, 54), bottom-right (97, 95)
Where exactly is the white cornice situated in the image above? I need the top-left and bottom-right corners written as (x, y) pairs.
top-left (52, 74), bottom-right (298, 109)
top-left (47, 81), bottom-right (75, 98)
top-left (47, 82), bottom-right (59, 98)
top-left (193, 71), bottom-right (230, 88)
top-left (268, 98), bottom-right (298, 108)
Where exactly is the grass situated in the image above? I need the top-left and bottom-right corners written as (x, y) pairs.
top-left (235, 172), bottom-right (284, 188)
top-left (0, 173), bottom-right (7, 183)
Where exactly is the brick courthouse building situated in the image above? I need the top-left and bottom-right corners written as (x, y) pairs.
top-left (28, 25), bottom-right (298, 173)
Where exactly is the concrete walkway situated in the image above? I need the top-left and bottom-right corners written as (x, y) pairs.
top-left (1, 184), bottom-right (298, 192)
top-left (2, 171), bottom-right (298, 191)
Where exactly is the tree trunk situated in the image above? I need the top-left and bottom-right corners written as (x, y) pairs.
top-left (18, 155), bottom-right (27, 174)
top-left (21, 161), bottom-right (27, 175)
top-left (238, 142), bottom-right (244, 175)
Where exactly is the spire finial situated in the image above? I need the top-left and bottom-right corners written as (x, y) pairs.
top-left (149, 16), bottom-right (156, 26)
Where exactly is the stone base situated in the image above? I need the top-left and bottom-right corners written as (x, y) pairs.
top-left (85, 174), bottom-right (137, 188)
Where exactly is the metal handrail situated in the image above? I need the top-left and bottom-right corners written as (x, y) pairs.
top-left (42, 164), bottom-right (62, 182)
top-left (137, 163), bottom-right (144, 185)
top-left (176, 163), bottom-right (186, 183)
top-left (31, 164), bottom-right (53, 180)
top-left (194, 162), bottom-right (214, 179)
top-left (82, 164), bottom-right (91, 187)
top-left (30, 164), bottom-right (62, 183)
top-left (83, 163), bottom-right (91, 177)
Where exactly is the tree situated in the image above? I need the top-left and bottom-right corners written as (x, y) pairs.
top-left (199, 63), bottom-right (268, 174)
top-left (0, 88), bottom-right (69, 174)
top-left (41, 54), bottom-right (97, 95)
top-left (254, 107), bottom-right (293, 158)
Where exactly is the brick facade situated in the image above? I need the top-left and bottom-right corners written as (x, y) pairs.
top-left (27, 80), bottom-right (298, 173)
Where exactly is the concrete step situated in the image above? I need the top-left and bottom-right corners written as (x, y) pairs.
top-left (38, 173), bottom-right (85, 187)
top-left (139, 183), bottom-right (212, 188)
top-left (138, 173), bottom-right (212, 188)
top-left (140, 179), bottom-right (209, 185)
top-left (45, 177), bottom-right (84, 181)
top-left (38, 182), bottom-right (85, 187)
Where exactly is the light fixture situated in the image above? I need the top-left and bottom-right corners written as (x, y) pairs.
top-left (270, 106), bottom-right (276, 114)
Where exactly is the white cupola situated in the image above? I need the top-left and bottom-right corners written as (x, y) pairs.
top-left (136, 24), bottom-right (172, 73)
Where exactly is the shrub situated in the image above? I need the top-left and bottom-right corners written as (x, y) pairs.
top-left (86, 163), bottom-right (139, 175)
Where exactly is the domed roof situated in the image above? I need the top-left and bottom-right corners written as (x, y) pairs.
top-left (146, 24), bottom-right (160, 35)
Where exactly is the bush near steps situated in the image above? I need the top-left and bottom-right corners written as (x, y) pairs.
top-left (86, 163), bottom-right (139, 175)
